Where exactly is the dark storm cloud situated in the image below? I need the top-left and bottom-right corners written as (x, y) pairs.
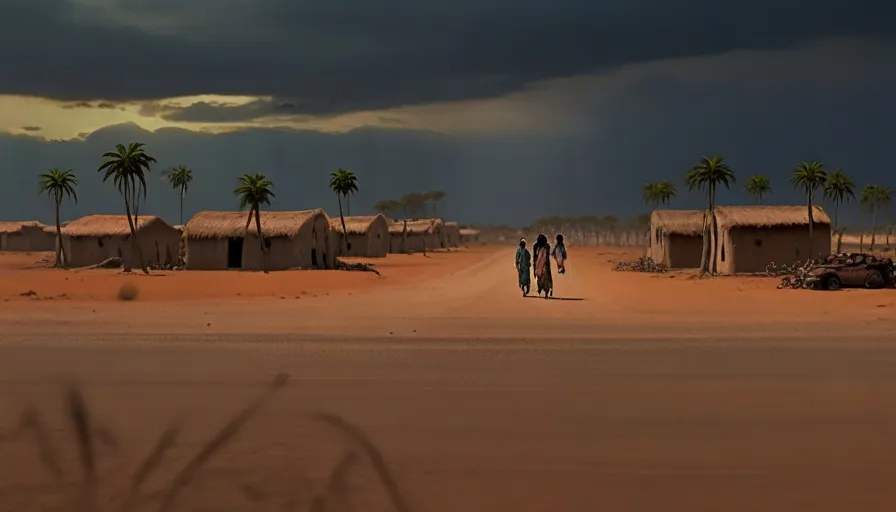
top-left (1, 0), bottom-right (894, 117)
top-left (2, 60), bottom-right (894, 229)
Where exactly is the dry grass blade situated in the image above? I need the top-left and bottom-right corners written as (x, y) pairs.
top-left (94, 425), bottom-right (119, 450)
top-left (119, 422), bottom-right (183, 511)
top-left (8, 409), bottom-right (64, 482)
top-left (309, 450), bottom-right (359, 512)
top-left (314, 414), bottom-right (411, 512)
top-left (66, 385), bottom-right (97, 487)
top-left (157, 373), bottom-right (290, 511)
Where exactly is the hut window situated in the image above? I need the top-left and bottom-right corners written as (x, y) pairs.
top-left (721, 244), bottom-right (725, 262)
top-left (754, 239), bottom-right (762, 247)
top-left (97, 238), bottom-right (104, 248)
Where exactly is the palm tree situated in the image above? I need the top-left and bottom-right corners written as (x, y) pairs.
top-left (790, 161), bottom-right (827, 258)
top-left (860, 184), bottom-right (893, 252)
top-left (642, 183), bottom-right (661, 208)
top-left (684, 155), bottom-right (736, 274)
top-left (233, 173), bottom-right (275, 273)
top-left (163, 165), bottom-right (194, 225)
top-left (38, 169), bottom-right (78, 268)
top-left (98, 142), bottom-right (156, 273)
top-left (328, 169), bottom-right (360, 253)
top-left (656, 181), bottom-right (676, 206)
top-left (745, 175), bottom-right (771, 204)
top-left (822, 169), bottom-right (856, 252)
top-left (642, 182), bottom-right (676, 207)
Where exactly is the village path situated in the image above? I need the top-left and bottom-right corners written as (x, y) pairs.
top-left (1, 244), bottom-right (893, 340)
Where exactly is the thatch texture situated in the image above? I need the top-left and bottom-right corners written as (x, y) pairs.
top-left (390, 218), bottom-right (439, 235)
top-left (329, 214), bottom-right (387, 235)
top-left (0, 221), bottom-right (46, 234)
top-left (650, 210), bottom-right (705, 236)
top-left (714, 205), bottom-right (830, 232)
top-left (184, 210), bottom-right (324, 240)
top-left (60, 215), bottom-right (172, 237)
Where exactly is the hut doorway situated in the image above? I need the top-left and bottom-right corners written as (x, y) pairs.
top-left (227, 238), bottom-right (244, 269)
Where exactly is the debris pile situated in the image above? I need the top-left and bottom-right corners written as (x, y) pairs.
top-left (771, 253), bottom-right (896, 290)
top-left (612, 256), bottom-right (666, 273)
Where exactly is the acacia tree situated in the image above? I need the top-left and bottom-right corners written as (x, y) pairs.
top-left (401, 193), bottom-right (426, 218)
top-left (98, 142), bottom-right (156, 273)
top-left (790, 161), bottom-right (828, 258)
top-left (233, 173), bottom-right (275, 273)
top-left (163, 165), bottom-right (194, 225)
top-left (684, 155), bottom-right (736, 275)
top-left (745, 175), bottom-right (771, 204)
top-left (822, 169), bottom-right (856, 253)
top-left (373, 199), bottom-right (403, 217)
top-left (424, 190), bottom-right (447, 217)
top-left (328, 169), bottom-right (360, 253)
top-left (38, 169), bottom-right (78, 268)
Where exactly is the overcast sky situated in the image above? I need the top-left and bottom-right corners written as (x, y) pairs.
top-left (1, 0), bottom-right (894, 226)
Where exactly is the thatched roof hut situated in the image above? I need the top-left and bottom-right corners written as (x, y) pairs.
top-left (443, 221), bottom-right (461, 247)
top-left (650, 210), bottom-right (705, 237)
top-left (458, 227), bottom-right (480, 244)
top-left (388, 218), bottom-right (444, 253)
top-left (328, 214), bottom-right (389, 257)
top-left (61, 215), bottom-right (168, 237)
top-left (183, 210), bottom-right (333, 270)
top-left (648, 209), bottom-right (705, 268)
top-left (713, 205), bottom-right (830, 231)
top-left (59, 215), bottom-right (181, 267)
top-left (0, 221), bottom-right (55, 251)
top-left (713, 205), bottom-right (831, 274)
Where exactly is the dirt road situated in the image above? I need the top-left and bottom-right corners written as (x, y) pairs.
top-left (2, 246), bottom-right (896, 511)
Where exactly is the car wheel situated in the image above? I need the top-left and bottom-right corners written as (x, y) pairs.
top-left (825, 275), bottom-right (841, 290)
top-left (864, 270), bottom-right (885, 289)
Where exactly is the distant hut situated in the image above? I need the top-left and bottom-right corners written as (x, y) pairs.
top-left (443, 222), bottom-right (461, 248)
top-left (458, 227), bottom-right (480, 245)
top-left (0, 221), bottom-right (56, 251)
top-left (713, 205), bottom-right (831, 274)
top-left (183, 210), bottom-right (333, 270)
top-left (60, 215), bottom-right (181, 268)
top-left (328, 214), bottom-right (390, 258)
top-left (388, 219), bottom-right (442, 253)
top-left (649, 210), bottom-right (705, 269)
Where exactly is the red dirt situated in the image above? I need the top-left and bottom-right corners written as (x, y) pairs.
top-left (2, 245), bottom-right (896, 511)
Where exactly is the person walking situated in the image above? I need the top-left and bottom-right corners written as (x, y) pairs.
top-left (533, 234), bottom-right (553, 298)
top-left (553, 233), bottom-right (568, 274)
top-left (515, 238), bottom-right (532, 296)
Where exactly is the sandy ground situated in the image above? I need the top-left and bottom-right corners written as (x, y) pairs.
top-left (0, 245), bottom-right (893, 337)
top-left (1, 246), bottom-right (896, 511)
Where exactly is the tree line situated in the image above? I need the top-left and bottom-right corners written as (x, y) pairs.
top-left (642, 156), bottom-right (894, 274)
top-left (37, 142), bottom-right (362, 274)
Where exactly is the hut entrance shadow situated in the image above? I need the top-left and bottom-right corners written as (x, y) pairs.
top-left (227, 238), bottom-right (244, 269)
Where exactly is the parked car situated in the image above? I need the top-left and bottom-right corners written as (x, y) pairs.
top-left (805, 254), bottom-right (896, 290)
